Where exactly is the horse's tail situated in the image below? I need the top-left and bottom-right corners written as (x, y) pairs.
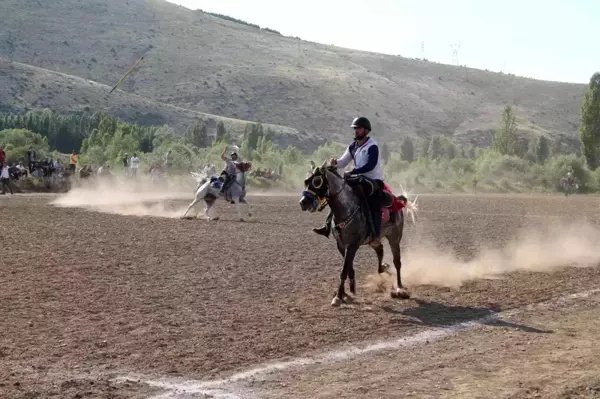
top-left (397, 184), bottom-right (419, 224)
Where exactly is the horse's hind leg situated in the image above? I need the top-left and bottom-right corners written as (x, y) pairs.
top-left (390, 238), bottom-right (410, 299)
top-left (205, 198), bottom-right (219, 220)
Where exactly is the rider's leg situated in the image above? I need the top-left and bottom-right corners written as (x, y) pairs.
top-left (366, 181), bottom-right (383, 245)
top-left (219, 173), bottom-right (231, 193)
top-left (313, 208), bottom-right (333, 238)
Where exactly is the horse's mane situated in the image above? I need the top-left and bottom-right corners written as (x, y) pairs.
top-left (235, 161), bottom-right (252, 173)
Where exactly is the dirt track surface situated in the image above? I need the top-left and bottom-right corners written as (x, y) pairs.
top-left (1, 193), bottom-right (600, 398)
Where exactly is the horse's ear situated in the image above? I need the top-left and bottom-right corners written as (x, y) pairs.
top-left (309, 160), bottom-right (316, 173)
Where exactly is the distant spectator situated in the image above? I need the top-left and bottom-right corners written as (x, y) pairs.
top-left (53, 159), bottom-right (64, 175)
top-left (129, 153), bottom-right (140, 176)
top-left (69, 151), bottom-right (78, 173)
top-left (165, 150), bottom-right (173, 170)
top-left (1, 162), bottom-right (13, 195)
top-left (122, 153), bottom-right (129, 174)
top-left (26, 146), bottom-right (36, 173)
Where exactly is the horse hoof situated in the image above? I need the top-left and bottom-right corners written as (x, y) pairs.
top-left (331, 297), bottom-right (342, 307)
top-left (210, 217), bottom-right (220, 221)
top-left (391, 288), bottom-right (410, 299)
top-left (378, 263), bottom-right (391, 274)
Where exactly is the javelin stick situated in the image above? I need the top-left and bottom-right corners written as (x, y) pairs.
top-left (108, 52), bottom-right (148, 95)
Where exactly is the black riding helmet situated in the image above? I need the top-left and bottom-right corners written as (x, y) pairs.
top-left (351, 116), bottom-right (371, 132)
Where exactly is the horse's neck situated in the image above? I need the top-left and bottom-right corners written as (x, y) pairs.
top-left (236, 171), bottom-right (245, 184)
top-left (326, 170), bottom-right (358, 222)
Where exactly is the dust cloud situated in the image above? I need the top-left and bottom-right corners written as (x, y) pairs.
top-left (50, 175), bottom-right (196, 218)
top-left (368, 221), bottom-right (600, 290)
top-left (50, 174), bottom-right (296, 217)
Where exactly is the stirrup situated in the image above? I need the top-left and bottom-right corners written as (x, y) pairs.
top-left (368, 236), bottom-right (381, 247)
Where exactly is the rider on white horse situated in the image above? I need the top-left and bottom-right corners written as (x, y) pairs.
top-left (219, 146), bottom-right (238, 196)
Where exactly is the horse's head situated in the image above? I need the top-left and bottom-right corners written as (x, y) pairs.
top-left (235, 161), bottom-right (252, 173)
top-left (299, 160), bottom-right (341, 212)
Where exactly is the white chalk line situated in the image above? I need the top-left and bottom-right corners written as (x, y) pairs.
top-left (112, 288), bottom-right (600, 399)
top-left (417, 210), bottom-right (600, 219)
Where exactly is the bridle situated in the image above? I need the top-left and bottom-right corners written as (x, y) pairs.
top-left (303, 167), bottom-right (348, 212)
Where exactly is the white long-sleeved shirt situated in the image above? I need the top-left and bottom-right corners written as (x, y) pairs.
top-left (337, 137), bottom-right (384, 181)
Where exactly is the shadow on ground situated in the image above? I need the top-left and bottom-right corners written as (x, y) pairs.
top-left (382, 299), bottom-right (554, 334)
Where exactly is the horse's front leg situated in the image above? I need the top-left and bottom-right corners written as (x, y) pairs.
top-left (240, 197), bottom-right (252, 218)
top-left (373, 243), bottom-right (389, 274)
top-left (332, 245), bottom-right (358, 307)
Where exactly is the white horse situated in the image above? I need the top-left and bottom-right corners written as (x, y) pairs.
top-left (182, 164), bottom-right (253, 221)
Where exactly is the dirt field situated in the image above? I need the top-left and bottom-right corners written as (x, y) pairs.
top-left (1, 192), bottom-right (600, 398)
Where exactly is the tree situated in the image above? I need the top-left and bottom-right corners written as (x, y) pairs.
top-left (535, 135), bottom-right (550, 164)
top-left (245, 123), bottom-right (264, 150)
top-left (0, 129), bottom-right (50, 162)
top-left (443, 139), bottom-right (457, 159)
top-left (418, 137), bottom-right (430, 159)
top-left (467, 147), bottom-right (476, 159)
top-left (551, 139), bottom-right (562, 157)
top-left (427, 136), bottom-right (443, 159)
top-left (579, 72), bottom-right (600, 170)
top-left (492, 105), bottom-right (518, 156)
top-left (216, 121), bottom-right (227, 142)
top-left (185, 121), bottom-right (209, 148)
top-left (400, 137), bottom-right (414, 162)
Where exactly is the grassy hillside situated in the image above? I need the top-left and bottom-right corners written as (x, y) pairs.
top-left (0, 59), bottom-right (323, 150)
top-left (0, 0), bottom-right (587, 151)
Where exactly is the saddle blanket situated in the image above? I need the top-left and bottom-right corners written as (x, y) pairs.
top-left (381, 184), bottom-right (408, 225)
top-left (209, 176), bottom-right (223, 189)
top-left (383, 184), bottom-right (408, 212)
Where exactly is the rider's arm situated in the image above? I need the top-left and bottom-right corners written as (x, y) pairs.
top-left (336, 146), bottom-right (353, 169)
top-left (351, 145), bottom-right (378, 174)
top-left (220, 147), bottom-right (228, 161)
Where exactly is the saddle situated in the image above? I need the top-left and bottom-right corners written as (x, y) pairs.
top-left (345, 175), bottom-right (407, 226)
top-left (381, 184), bottom-right (408, 225)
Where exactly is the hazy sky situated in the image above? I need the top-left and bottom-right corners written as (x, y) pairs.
top-left (166, 0), bottom-right (598, 84)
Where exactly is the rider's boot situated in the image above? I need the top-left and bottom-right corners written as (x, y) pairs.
top-left (367, 192), bottom-right (382, 248)
top-left (312, 211), bottom-right (333, 238)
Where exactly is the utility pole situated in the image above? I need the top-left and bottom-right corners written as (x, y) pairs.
top-left (421, 41), bottom-right (425, 59)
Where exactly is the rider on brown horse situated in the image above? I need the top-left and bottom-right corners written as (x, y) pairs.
top-left (313, 116), bottom-right (385, 247)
